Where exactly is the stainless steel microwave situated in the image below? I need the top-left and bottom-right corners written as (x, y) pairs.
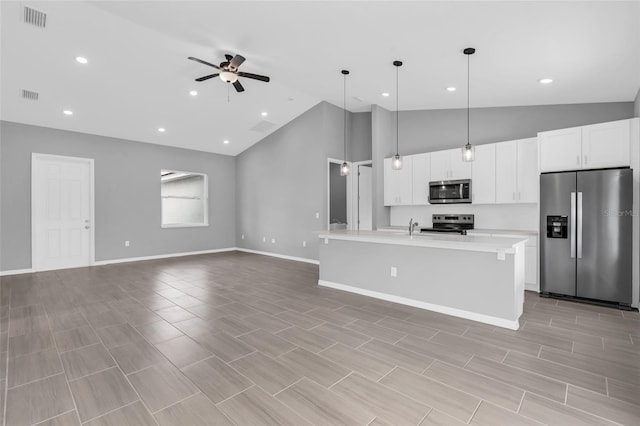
top-left (428, 179), bottom-right (472, 204)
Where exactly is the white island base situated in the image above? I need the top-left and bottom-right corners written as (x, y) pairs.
top-left (318, 231), bottom-right (527, 330)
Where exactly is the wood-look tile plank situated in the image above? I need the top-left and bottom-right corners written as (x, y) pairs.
top-left (470, 401), bottom-right (542, 426)
top-left (241, 313), bottom-right (293, 333)
top-left (520, 392), bottom-right (619, 426)
top-left (8, 347), bottom-right (63, 388)
top-left (404, 311), bottom-right (469, 335)
top-left (209, 315), bottom-right (257, 336)
top-left (334, 305), bottom-right (384, 323)
top-left (8, 331), bottom-right (54, 358)
top-left (377, 317), bottom-right (439, 340)
top-left (134, 320), bottom-right (184, 344)
top-left (128, 361), bottom-right (198, 413)
top-left (84, 402), bottom-right (156, 426)
top-left (606, 379), bottom-right (640, 407)
top-left (96, 323), bottom-right (144, 349)
top-left (345, 319), bottom-right (407, 344)
top-left (278, 347), bottom-right (350, 388)
top-left (360, 339), bottom-right (434, 373)
top-left (420, 409), bottom-right (467, 426)
top-left (380, 367), bottom-right (480, 423)
top-left (430, 331), bottom-right (508, 362)
top-left (230, 351), bottom-right (302, 394)
top-left (276, 377), bottom-right (376, 425)
top-left (109, 340), bottom-right (166, 374)
top-left (567, 385), bottom-right (640, 425)
top-left (331, 373), bottom-right (430, 425)
top-left (218, 386), bottom-right (310, 426)
top-left (396, 334), bottom-right (473, 367)
top-left (154, 393), bottom-right (232, 426)
top-left (54, 326), bottom-right (100, 353)
top-left (503, 351), bottom-right (607, 395)
top-left (155, 335), bottom-right (212, 368)
top-left (275, 310), bottom-right (325, 329)
top-left (573, 341), bottom-right (640, 368)
top-left (275, 326), bottom-right (334, 353)
top-left (182, 356), bottom-right (252, 403)
top-left (463, 327), bottom-right (542, 356)
top-left (306, 307), bottom-right (357, 326)
top-left (425, 361), bottom-right (524, 412)
top-left (319, 343), bottom-right (394, 381)
top-left (60, 343), bottom-right (116, 381)
top-left (466, 356), bottom-right (567, 403)
top-left (37, 410), bottom-right (81, 426)
top-left (5, 374), bottom-right (75, 426)
top-left (69, 367), bottom-right (139, 422)
top-left (237, 329), bottom-right (296, 357)
top-left (309, 322), bottom-right (371, 348)
top-left (192, 331), bottom-right (255, 362)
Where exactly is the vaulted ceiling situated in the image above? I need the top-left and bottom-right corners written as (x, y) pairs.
top-left (2, 1), bottom-right (639, 155)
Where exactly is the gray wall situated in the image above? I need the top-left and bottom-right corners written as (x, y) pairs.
top-left (635, 88), bottom-right (640, 117)
top-left (235, 102), bottom-right (361, 261)
top-left (350, 112), bottom-right (372, 162)
top-left (371, 101), bottom-right (636, 228)
top-left (329, 163), bottom-right (347, 224)
top-left (0, 121), bottom-right (236, 271)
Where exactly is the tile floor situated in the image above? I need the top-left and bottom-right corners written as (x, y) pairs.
top-left (1, 251), bottom-right (639, 425)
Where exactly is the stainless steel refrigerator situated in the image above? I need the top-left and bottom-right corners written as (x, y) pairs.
top-left (540, 168), bottom-right (633, 308)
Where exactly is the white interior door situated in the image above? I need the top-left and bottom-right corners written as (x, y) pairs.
top-left (358, 165), bottom-right (372, 230)
top-left (32, 154), bottom-right (94, 271)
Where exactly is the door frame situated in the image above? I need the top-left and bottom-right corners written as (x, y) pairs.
top-left (351, 160), bottom-right (373, 230)
top-left (327, 158), bottom-right (352, 231)
top-left (31, 153), bottom-right (96, 271)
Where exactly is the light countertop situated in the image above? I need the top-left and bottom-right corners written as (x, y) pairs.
top-left (317, 229), bottom-right (528, 254)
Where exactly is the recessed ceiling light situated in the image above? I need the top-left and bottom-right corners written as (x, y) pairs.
top-left (539, 78), bottom-right (553, 84)
top-left (75, 56), bottom-right (88, 64)
top-left (63, 110), bottom-right (73, 115)
top-left (261, 112), bottom-right (268, 117)
top-left (158, 127), bottom-right (166, 132)
top-left (381, 92), bottom-right (390, 97)
top-left (446, 87), bottom-right (457, 92)
top-left (223, 140), bottom-right (229, 144)
top-left (189, 90), bottom-right (198, 96)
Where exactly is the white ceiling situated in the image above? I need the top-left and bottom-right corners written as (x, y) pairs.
top-left (2, 1), bottom-right (639, 156)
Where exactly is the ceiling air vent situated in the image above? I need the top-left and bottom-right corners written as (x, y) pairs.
top-left (23, 5), bottom-right (47, 28)
top-left (250, 120), bottom-right (276, 132)
top-left (22, 89), bottom-right (39, 101)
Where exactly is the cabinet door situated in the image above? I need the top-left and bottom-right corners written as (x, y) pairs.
top-left (471, 144), bottom-right (495, 204)
top-left (538, 127), bottom-right (582, 172)
top-left (430, 150), bottom-right (450, 181)
top-left (396, 156), bottom-right (413, 205)
top-left (582, 120), bottom-right (630, 169)
top-left (495, 141), bottom-right (518, 203)
top-left (516, 138), bottom-right (539, 203)
top-left (383, 157), bottom-right (396, 206)
top-left (411, 153), bottom-right (430, 204)
top-left (449, 148), bottom-right (472, 179)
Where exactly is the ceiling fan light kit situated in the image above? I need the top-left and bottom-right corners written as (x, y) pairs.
top-left (462, 47), bottom-right (476, 162)
top-left (391, 60), bottom-right (403, 171)
top-left (188, 53), bottom-right (270, 93)
top-left (340, 69), bottom-right (350, 177)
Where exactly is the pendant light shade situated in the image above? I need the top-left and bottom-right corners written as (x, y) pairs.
top-left (392, 60), bottom-right (403, 170)
top-left (462, 47), bottom-right (476, 162)
top-left (340, 69), bottom-right (350, 176)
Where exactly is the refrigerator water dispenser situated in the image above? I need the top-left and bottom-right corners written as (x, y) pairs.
top-left (546, 215), bottom-right (568, 238)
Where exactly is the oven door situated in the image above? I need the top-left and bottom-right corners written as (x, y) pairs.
top-left (428, 179), bottom-right (471, 204)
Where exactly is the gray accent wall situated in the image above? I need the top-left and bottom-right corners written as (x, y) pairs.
top-left (350, 112), bottom-right (372, 162)
top-left (0, 121), bottom-right (236, 271)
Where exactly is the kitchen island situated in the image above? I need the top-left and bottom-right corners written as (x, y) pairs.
top-left (317, 230), bottom-right (528, 330)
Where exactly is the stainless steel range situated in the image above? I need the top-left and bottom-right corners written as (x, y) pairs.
top-left (420, 214), bottom-right (474, 235)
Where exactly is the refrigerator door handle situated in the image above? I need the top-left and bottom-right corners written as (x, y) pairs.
top-left (577, 191), bottom-right (583, 259)
top-left (570, 192), bottom-right (576, 258)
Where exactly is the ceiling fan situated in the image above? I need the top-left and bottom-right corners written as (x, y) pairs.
top-left (188, 54), bottom-right (270, 92)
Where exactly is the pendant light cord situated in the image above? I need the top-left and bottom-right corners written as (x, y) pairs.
top-left (343, 72), bottom-right (347, 162)
top-left (467, 52), bottom-right (470, 146)
top-left (396, 64), bottom-right (399, 156)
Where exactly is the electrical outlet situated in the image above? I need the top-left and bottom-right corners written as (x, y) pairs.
top-left (263, 236), bottom-right (266, 243)
top-left (390, 266), bottom-right (397, 277)
top-left (302, 241), bottom-right (306, 247)
top-left (271, 238), bottom-right (276, 244)
top-left (125, 241), bottom-right (130, 247)
top-left (315, 212), bottom-right (319, 219)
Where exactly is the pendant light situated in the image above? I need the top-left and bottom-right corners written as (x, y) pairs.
top-left (462, 47), bottom-right (476, 162)
top-left (391, 60), bottom-right (403, 170)
top-left (340, 69), bottom-right (350, 176)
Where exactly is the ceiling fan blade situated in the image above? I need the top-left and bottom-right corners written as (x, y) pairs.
top-left (195, 73), bottom-right (219, 81)
top-left (229, 55), bottom-right (246, 70)
top-left (238, 72), bottom-right (270, 82)
top-left (225, 54), bottom-right (234, 62)
top-left (233, 80), bottom-right (245, 92)
top-left (188, 56), bottom-right (219, 69)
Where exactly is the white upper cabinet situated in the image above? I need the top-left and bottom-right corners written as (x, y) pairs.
top-left (471, 144), bottom-right (496, 204)
top-left (411, 153), bottom-right (430, 205)
top-left (495, 138), bottom-right (539, 204)
top-left (429, 149), bottom-right (471, 181)
top-left (383, 156), bottom-right (413, 206)
top-left (539, 119), bottom-right (631, 172)
top-left (495, 141), bottom-right (518, 203)
top-left (581, 120), bottom-right (630, 170)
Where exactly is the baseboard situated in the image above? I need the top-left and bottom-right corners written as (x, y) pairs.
top-left (92, 247), bottom-right (236, 266)
top-left (235, 248), bottom-right (319, 265)
top-left (0, 268), bottom-right (35, 277)
top-left (318, 279), bottom-right (520, 330)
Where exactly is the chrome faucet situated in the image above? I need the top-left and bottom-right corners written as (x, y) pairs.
top-left (409, 218), bottom-right (419, 236)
